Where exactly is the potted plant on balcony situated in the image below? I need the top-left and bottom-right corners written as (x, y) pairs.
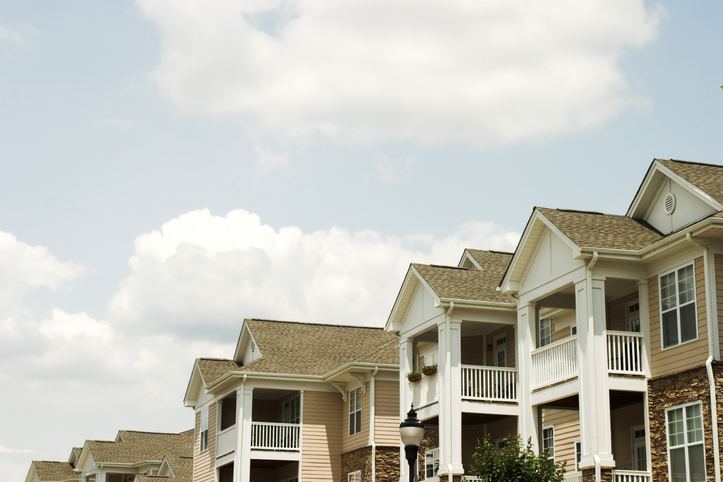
top-left (421, 364), bottom-right (438, 376)
top-left (406, 371), bottom-right (422, 382)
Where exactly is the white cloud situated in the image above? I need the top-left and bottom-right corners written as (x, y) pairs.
top-left (107, 208), bottom-right (519, 338)
top-left (138, 0), bottom-right (662, 143)
top-left (0, 446), bottom-right (32, 454)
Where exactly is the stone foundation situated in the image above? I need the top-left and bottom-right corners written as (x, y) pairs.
top-left (581, 467), bottom-right (612, 482)
top-left (437, 475), bottom-right (462, 482)
top-left (341, 445), bottom-right (400, 482)
top-left (648, 364), bottom-right (717, 482)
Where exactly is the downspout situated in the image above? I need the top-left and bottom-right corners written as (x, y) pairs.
top-left (586, 252), bottom-right (600, 482)
top-left (370, 366), bottom-right (379, 482)
top-left (686, 233), bottom-right (721, 482)
top-left (445, 302), bottom-right (455, 476)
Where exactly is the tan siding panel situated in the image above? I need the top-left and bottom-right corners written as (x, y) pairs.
top-left (342, 383), bottom-right (370, 453)
top-left (650, 257), bottom-right (709, 377)
top-left (717, 254), bottom-right (723, 353)
top-left (193, 404), bottom-right (217, 482)
top-left (375, 380), bottom-right (400, 446)
top-left (302, 391), bottom-right (342, 481)
top-left (541, 409), bottom-right (580, 471)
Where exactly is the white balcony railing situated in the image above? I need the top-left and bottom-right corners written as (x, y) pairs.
top-left (531, 336), bottom-right (577, 389)
top-left (216, 425), bottom-right (237, 457)
top-left (411, 371), bottom-right (438, 408)
top-left (251, 422), bottom-right (300, 451)
top-left (564, 474), bottom-right (583, 482)
top-left (461, 365), bottom-right (517, 402)
top-left (612, 470), bottom-right (651, 482)
top-left (607, 331), bottom-right (644, 375)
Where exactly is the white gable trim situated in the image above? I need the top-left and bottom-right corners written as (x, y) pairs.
top-left (183, 361), bottom-right (206, 407)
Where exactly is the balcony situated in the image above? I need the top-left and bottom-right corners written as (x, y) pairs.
top-left (217, 425), bottom-right (237, 457)
top-left (251, 422), bottom-right (300, 451)
top-left (410, 372), bottom-right (438, 409)
top-left (461, 365), bottom-right (517, 402)
top-left (606, 331), bottom-right (644, 375)
top-left (531, 336), bottom-right (578, 389)
top-left (612, 470), bottom-right (651, 482)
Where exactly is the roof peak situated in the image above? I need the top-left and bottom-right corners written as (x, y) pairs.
top-left (657, 158), bottom-right (723, 169)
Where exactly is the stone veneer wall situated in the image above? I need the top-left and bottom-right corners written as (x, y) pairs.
top-left (581, 467), bottom-right (612, 482)
top-left (417, 426), bottom-right (439, 481)
top-left (648, 365), bottom-right (718, 481)
top-left (341, 446), bottom-right (400, 482)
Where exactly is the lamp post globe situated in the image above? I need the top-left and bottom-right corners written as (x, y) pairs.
top-left (399, 404), bottom-right (424, 482)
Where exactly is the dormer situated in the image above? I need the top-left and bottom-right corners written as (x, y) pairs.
top-left (232, 320), bottom-right (262, 365)
top-left (627, 159), bottom-right (723, 235)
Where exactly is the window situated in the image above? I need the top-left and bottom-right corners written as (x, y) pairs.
top-left (542, 426), bottom-right (554, 464)
top-left (199, 407), bottom-right (209, 452)
top-left (539, 319), bottom-right (552, 347)
top-left (425, 448), bottom-right (439, 479)
top-left (348, 387), bottom-right (362, 436)
top-left (282, 395), bottom-right (301, 424)
top-left (666, 402), bottom-right (705, 482)
top-left (419, 351), bottom-right (438, 370)
top-left (348, 471), bottom-right (361, 482)
top-left (574, 440), bottom-right (581, 471)
top-left (627, 301), bottom-right (641, 333)
top-left (660, 264), bottom-right (697, 348)
top-left (495, 335), bottom-right (507, 367)
top-left (631, 425), bottom-right (647, 471)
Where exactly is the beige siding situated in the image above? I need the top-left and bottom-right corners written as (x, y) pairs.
top-left (541, 409), bottom-right (580, 470)
top-left (375, 380), bottom-right (400, 446)
top-left (302, 391), bottom-right (342, 481)
top-left (716, 254), bottom-right (723, 352)
top-left (193, 403), bottom-right (217, 482)
top-left (342, 383), bottom-right (370, 453)
top-left (461, 335), bottom-right (485, 366)
top-left (610, 402), bottom-right (645, 471)
top-left (650, 257), bottom-right (709, 377)
top-left (607, 292), bottom-right (638, 331)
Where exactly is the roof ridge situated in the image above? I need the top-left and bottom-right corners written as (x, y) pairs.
top-left (657, 158), bottom-right (723, 169)
top-left (248, 318), bottom-right (385, 330)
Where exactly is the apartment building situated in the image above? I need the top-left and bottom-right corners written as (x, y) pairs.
top-left (183, 318), bottom-right (400, 482)
top-left (387, 159), bottom-right (723, 482)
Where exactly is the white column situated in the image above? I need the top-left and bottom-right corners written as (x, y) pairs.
top-left (577, 277), bottom-right (615, 470)
top-left (637, 280), bottom-right (651, 377)
top-left (399, 338), bottom-right (413, 482)
top-left (234, 386), bottom-right (253, 482)
top-left (437, 317), bottom-right (464, 476)
top-left (517, 302), bottom-right (538, 452)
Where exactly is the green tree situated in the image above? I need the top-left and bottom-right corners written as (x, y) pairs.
top-left (469, 435), bottom-right (566, 482)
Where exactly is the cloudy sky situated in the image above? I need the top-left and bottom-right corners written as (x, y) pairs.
top-left (1, 1), bottom-right (722, 480)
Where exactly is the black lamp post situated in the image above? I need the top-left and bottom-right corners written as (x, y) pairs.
top-left (399, 404), bottom-right (425, 482)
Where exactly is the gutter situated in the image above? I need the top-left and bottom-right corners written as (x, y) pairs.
top-left (437, 299), bottom-right (516, 311)
top-left (686, 233), bottom-right (721, 482)
top-left (370, 366), bottom-right (379, 482)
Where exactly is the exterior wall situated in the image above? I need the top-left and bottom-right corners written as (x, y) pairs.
top-left (610, 402), bottom-right (645, 470)
top-left (716, 254), bottom-right (723, 354)
top-left (484, 326), bottom-right (515, 367)
top-left (193, 403), bottom-right (216, 482)
top-left (550, 310), bottom-right (576, 345)
top-left (606, 292), bottom-right (638, 331)
top-left (343, 383), bottom-right (371, 453)
top-left (342, 446), bottom-right (371, 482)
top-left (541, 408), bottom-right (580, 470)
top-left (302, 391), bottom-right (342, 481)
top-left (375, 380), bottom-right (400, 446)
top-left (375, 447), bottom-right (400, 482)
top-left (252, 398), bottom-right (280, 423)
top-left (461, 335), bottom-right (485, 366)
top-left (648, 257), bottom-right (710, 378)
top-left (648, 366), bottom-right (716, 482)
top-left (417, 426), bottom-right (439, 482)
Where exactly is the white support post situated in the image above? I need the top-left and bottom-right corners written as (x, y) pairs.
top-left (577, 277), bottom-right (615, 471)
top-left (235, 386), bottom-right (253, 482)
top-left (437, 316), bottom-right (464, 477)
top-left (517, 302), bottom-right (538, 452)
top-left (637, 280), bottom-right (651, 377)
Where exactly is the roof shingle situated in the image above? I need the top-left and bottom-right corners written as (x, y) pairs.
top-left (31, 461), bottom-right (79, 482)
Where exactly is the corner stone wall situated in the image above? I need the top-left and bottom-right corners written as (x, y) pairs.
top-left (341, 445), bottom-right (400, 482)
top-left (581, 467), bottom-right (612, 482)
top-left (417, 426), bottom-right (439, 481)
top-left (648, 364), bottom-right (717, 481)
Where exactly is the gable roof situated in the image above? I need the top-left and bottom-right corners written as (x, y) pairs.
top-left (412, 260), bottom-right (514, 304)
top-left (28, 461), bottom-right (79, 482)
top-left (86, 430), bottom-right (193, 465)
top-left (657, 159), bottom-right (723, 205)
top-left (196, 319), bottom-right (399, 386)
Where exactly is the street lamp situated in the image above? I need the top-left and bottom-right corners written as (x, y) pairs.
top-left (399, 404), bottom-right (425, 482)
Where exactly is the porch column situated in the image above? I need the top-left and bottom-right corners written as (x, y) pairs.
top-left (576, 277), bottom-right (615, 472)
top-left (437, 316), bottom-right (463, 476)
top-left (517, 302), bottom-right (539, 452)
top-left (637, 279), bottom-right (652, 377)
top-left (234, 386), bottom-right (253, 482)
top-left (399, 337), bottom-right (414, 482)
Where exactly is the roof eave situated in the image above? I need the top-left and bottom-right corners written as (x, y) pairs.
top-left (437, 298), bottom-right (517, 311)
top-left (323, 362), bottom-right (399, 381)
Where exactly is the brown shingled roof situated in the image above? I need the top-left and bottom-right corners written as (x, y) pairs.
top-left (196, 358), bottom-right (240, 386)
top-left (658, 159), bottom-right (723, 205)
top-left (413, 259), bottom-right (515, 304)
top-left (88, 430), bottom-right (193, 465)
top-left (537, 207), bottom-right (663, 250)
top-left (31, 461), bottom-right (79, 482)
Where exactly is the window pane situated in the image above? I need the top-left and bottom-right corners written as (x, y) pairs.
top-left (680, 303), bottom-right (697, 343)
top-left (688, 444), bottom-right (706, 482)
top-left (662, 310), bottom-right (679, 348)
top-left (667, 408), bottom-right (685, 447)
top-left (660, 273), bottom-right (677, 311)
top-left (669, 447), bottom-right (687, 482)
top-left (686, 405), bottom-right (704, 443)
top-left (677, 265), bottom-right (695, 304)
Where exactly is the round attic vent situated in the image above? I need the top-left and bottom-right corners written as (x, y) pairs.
top-left (664, 193), bottom-right (676, 215)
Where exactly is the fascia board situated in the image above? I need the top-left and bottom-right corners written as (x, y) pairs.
top-left (232, 321), bottom-right (260, 363)
top-left (436, 298), bottom-right (516, 311)
top-left (576, 247), bottom-right (641, 262)
top-left (385, 264), bottom-right (416, 332)
top-left (499, 209), bottom-right (539, 292)
top-left (639, 218), bottom-right (723, 261)
top-left (626, 159), bottom-right (660, 217)
top-left (182, 360), bottom-right (205, 407)
top-left (323, 363), bottom-right (399, 381)
top-left (206, 371), bottom-right (325, 391)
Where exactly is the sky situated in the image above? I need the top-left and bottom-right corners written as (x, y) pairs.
top-left (0, 1), bottom-right (722, 480)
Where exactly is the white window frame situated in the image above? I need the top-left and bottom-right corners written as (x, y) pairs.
top-left (348, 387), bottom-right (362, 436)
top-left (348, 470), bottom-right (361, 482)
top-left (659, 263), bottom-right (697, 349)
top-left (542, 426), bottom-right (554, 464)
top-left (199, 407), bottom-right (209, 452)
top-left (425, 447), bottom-right (439, 480)
top-left (574, 440), bottom-right (581, 471)
top-left (666, 401), bottom-right (705, 482)
top-left (626, 300), bottom-right (641, 333)
top-left (539, 319), bottom-right (552, 347)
